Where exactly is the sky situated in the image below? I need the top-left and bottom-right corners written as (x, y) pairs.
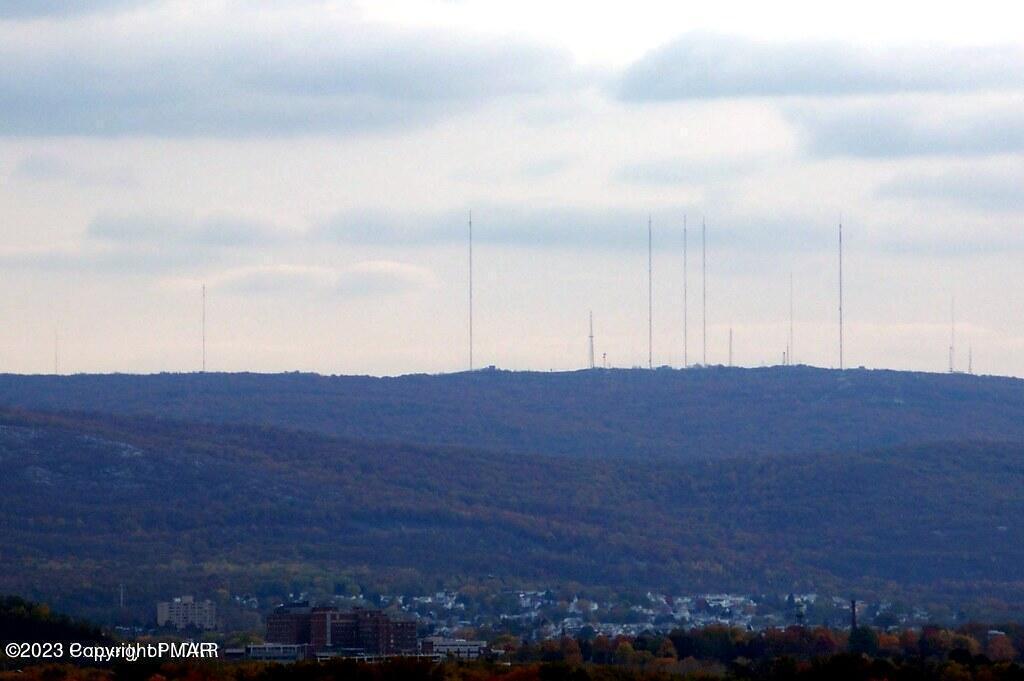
top-left (1, 0), bottom-right (1023, 376)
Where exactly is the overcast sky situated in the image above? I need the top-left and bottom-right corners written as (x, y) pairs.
top-left (1, 0), bottom-right (1023, 376)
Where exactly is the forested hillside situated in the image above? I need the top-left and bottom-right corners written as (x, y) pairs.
top-left (0, 367), bottom-right (1022, 459)
top-left (2, 407), bottom-right (1023, 623)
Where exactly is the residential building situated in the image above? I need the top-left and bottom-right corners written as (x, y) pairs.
top-left (157, 596), bottom-right (217, 630)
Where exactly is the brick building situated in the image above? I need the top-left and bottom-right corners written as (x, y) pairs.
top-left (265, 602), bottom-right (312, 645)
top-left (266, 605), bottom-right (416, 655)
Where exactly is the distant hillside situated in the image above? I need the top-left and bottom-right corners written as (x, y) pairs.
top-left (0, 367), bottom-right (1023, 460)
top-left (2, 407), bottom-right (1024, 622)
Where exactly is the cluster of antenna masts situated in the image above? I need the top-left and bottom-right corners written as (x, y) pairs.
top-left (49, 212), bottom-right (973, 376)
top-left (463, 213), bottom-right (970, 376)
top-left (465, 212), bottom-right (818, 373)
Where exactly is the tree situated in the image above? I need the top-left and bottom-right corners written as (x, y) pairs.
top-left (848, 626), bottom-right (879, 655)
top-left (987, 634), bottom-right (1017, 662)
top-left (656, 638), bottom-right (677, 660)
top-left (560, 637), bottom-right (583, 665)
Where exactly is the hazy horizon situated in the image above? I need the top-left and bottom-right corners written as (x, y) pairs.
top-left (0, 362), bottom-right (1015, 381)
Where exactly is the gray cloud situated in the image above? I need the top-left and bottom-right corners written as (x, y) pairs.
top-left (10, 153), bottom-right (68, 179)
top-left (88, 214), bottom-right (287, 249)
top-left (519, 156), bottom-right (574, 179)
top-left (317, 206), bottom-right (835, 254)
top-left (317, 205), bottom-right (1024, 262)
top-left (618, 33), bottom-right (1024, 101)
top-left (0, 214), bottom-right (288, 275)
top-left (8, 199), bottom-right (1012, 287)
top-left (318, 207), bottom-right (653, 249)
top-left (0, 0), bottom-right (146, 18)
top-left (616, 156), bottom-right (768, 185)
top-left (878, 167), bottom-right (1024, 212)
top-left (0, 17), bottom-right (575, 136)
top-left (789, 102), bottom-right (1024, 157)
top-left (336, 260), bottom-right (437, 297)
top-left (870, 232), bottom-right (1024, 258)
top-left (10, 153), bottom-right (136, 187)
top-left (0, 244), bottom-right (210, 274)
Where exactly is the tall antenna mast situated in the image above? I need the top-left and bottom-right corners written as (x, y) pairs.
top-left (789, 272), bottom-right (794, 366)
top-left (648, 215), bottom-right (653, 369)
top-left (469, 210), bottom-right (474, 372)
top-left (588, 310), bottom-right (595, 370)
top-left (728, 326), bottom-right (733, 367)
top-left (838, 218), bottom-right (844, 370)
top-left (702, 217), bottom-right (707, 366)
top-left (949, 295), bottom-right (955, 373)
top-left (201, 284), bottom-right (206, 373)
top-left (969, 345), bottom-right (973, 374)
top-left (54, 326), bottom-right (60, 375)
top-left (683, 215), bottom-right (688, 368)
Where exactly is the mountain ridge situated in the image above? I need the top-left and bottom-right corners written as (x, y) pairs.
top-left (0, 366), bottom-right (1022, 461)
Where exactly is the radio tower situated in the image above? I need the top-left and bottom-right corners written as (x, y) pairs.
top-left (683, 215), bottom-right (688, 368)
top-left (201, 284), bottom-right (206, 373)
top-left (702, 218), bottom-right (707, 366)
top-left (469, 210), bottom-right (474, 371)
top-left (949, 295), bottom-right (956, 373)
top-left (728, 326), bottom-right (733, 367)
top-left (588, 310), bottom-right (595, 369)
top-left (789, 272), bottom-right (794, 365)
top-left (838, 219), bottom-right (844, 370)
top-left (648, 215), bottom-right (653, 369)
top-left (54, 327), bottom-right (60, 375)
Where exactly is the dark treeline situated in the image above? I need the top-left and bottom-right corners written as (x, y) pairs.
top-left (0, 596), bottom-right (108, 644)
top-left (7, 626), bottom-right (1024, 681)
top-left (509, 624), bottom-right (1024, 667)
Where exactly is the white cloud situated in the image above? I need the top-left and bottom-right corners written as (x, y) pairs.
top-left (200, 261), bottom-right (437, 297)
